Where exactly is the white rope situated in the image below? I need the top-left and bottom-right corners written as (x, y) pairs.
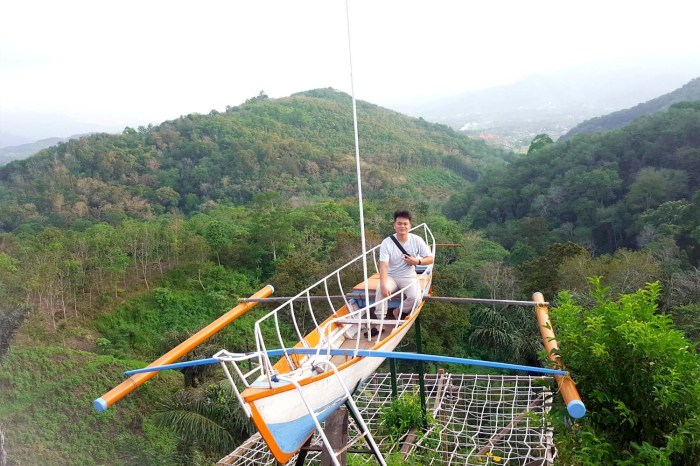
top-left (219, 373), bottom-right (556, 465)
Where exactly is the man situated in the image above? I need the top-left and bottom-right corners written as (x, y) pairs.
top-left (367, 210), bottom-right (434, 337)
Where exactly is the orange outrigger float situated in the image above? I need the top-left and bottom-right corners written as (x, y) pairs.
top-left (93, 285), bottom-right (274, 412)
top-left (533, 291), bottom-right (586, 418)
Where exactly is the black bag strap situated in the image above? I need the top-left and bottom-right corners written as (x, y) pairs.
top-left (389, 235), bottom-right (410, 256)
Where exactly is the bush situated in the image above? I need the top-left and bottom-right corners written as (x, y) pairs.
top-left (551, 278), bottom-right (700, 464)
top-left (380, 392), bottom-right (431, 441)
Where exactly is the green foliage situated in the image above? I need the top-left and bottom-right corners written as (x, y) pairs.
top-left (0, 91), bottom-right (506, 232)
top-left (380, 392), bottom-right (432, 441)
top-left (346, 451), bottom-right (423, 466)
top-left (526, 133), bottom-right (553, 155)
top-left (95, 264), bottom-right (257, 358)
top-left (467, 304), bottom-right (540, 366)
top-left (558, 248), bottom-right (662, 299)
top-left (551, 279), bottom-right (700, 464)
top-left (0, 346), bottom-right (180, 465)
top-left (151, 381), bottom-right (251, 462)
top-left (464, 102), bottom-right (700, 259)
top-left (437, 232), bottom-right (510, 297)
top-left (518, 242), bottom-right (589, 298)
top-left (669, 304), bottom-right (700, 346)
top-left (0, 304), bottom-right (31, 355)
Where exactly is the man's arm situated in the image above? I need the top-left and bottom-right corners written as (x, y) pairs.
top-left (405, 254), bottom-right (432, 266)
top-left (418, 255), bottom-right (433, 266)
top-left (379, 261), bottom-right (391, 298)
top-left (407, 236), bottom-right (433, 266)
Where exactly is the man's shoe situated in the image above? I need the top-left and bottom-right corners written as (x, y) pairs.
top-left (363, 328), bottom-right (379, 338)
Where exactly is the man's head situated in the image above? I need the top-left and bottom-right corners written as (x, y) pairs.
top-left (393, 210), bottom-right (412, 223)
top-left (393, 210), bottom-right (412, 235)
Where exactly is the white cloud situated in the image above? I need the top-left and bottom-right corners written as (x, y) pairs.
top-left (2, 0), bottom-right (700, 135)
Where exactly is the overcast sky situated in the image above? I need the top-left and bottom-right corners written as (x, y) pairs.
top-left (2, 0), bottom-right (700, 138)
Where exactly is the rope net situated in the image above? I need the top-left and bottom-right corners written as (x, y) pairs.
top-left (218, 372), bottom-right (556, 465)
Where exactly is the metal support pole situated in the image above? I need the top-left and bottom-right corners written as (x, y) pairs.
top-left (415, 313), bottom-right (428, 429)
top-left (389, 359), bottom-right (398, 399)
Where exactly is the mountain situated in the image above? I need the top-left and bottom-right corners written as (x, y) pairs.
top-left (560, 77), bottom-right (700, 140)
top-left (0, 111), bottom-right (125, 146)
top-left (0, 137), bottom-right (68, 165)
top-left (0, 88), bottom-right (508, 232)
top-left (453, 101), bottom-right (700, 260)
top-left (394, 61), bottom-right (700, 150)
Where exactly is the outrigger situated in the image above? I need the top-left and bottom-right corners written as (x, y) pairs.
top-left (94, 229), bottom-right (584, 465)
top-left (96, 223), bottom-right (436, 465)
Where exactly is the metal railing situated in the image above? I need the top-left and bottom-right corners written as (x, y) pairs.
top-left (246, 224), bottom-right (435, 388)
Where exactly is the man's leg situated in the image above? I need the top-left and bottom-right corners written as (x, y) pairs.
top-left (395, 276), bottom-right (420, 317)
top-left (374, 276), bottom-right (397, 319)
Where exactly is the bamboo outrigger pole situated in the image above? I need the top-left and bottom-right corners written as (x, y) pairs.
top-left (93, 284), bottom-right (275, 412)
top-left (533, 292), bottom-right (586, 418)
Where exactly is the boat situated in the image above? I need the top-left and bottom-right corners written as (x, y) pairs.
top-left (217, 223), bottom-right (436, 463)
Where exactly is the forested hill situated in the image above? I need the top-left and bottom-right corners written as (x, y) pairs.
top-left (561, 76), bottom-right (700, 139)
top-left (0, 88), bottom-right (507, 232)
top-left (450, 101), bottom-right (700, 263)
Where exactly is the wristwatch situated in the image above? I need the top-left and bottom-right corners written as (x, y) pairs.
top-left (418, 259), bottom-right (422, 265)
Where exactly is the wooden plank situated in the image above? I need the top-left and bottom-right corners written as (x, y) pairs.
top-left (321, 407), bottom-right (349, 466)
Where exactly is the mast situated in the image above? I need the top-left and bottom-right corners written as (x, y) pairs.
top-left (344, 0), bottom-right (372, 325)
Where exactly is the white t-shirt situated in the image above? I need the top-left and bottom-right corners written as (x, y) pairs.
top-left (379, 233), bottom-right (433, 278)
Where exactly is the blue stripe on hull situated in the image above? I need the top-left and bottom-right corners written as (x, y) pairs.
top-left (266, 397), bottom-right (346, 454)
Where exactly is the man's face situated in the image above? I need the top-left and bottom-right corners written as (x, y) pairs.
top-left (393, 217), bottom-right (411, 234)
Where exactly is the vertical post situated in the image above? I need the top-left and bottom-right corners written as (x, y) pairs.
top-left (294, 437), bottom-right (313, 466)
top-left (320, 407), bottom-right (349, 466)
top-left (389, 359), bottom-right (398, 399)
top-left (415, 314), bottom-right (428, 429)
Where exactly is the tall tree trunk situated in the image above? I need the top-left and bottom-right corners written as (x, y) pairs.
top-left (0, 423), bottom-right (7, 466)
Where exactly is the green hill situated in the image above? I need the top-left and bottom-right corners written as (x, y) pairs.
top-left (455, 101), bottom-right (700, 262)
top-left (0, 88), bottom-right (507, 232)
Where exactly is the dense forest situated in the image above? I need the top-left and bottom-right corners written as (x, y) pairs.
top-left (1, 90), bottom-right (699, 465)
top-left (450, 101), bottom-right (700, 260)
top-left (0, 88), bottom-right (507, 231)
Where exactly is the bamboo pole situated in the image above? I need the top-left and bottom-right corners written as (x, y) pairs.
top-left (93, 284), bottom-right (274, 411)
top-left (240, 296), bottom-right (548, 306)
top-left (532, 292), bottom-right (585, 418)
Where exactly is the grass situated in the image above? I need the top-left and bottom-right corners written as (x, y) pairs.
top-left (0, 345), bottom-right (181, 465)
top-left (0, 263), bottom-right (277, 465)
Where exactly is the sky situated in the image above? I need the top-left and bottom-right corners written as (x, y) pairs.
top-left (2, 0), bottom-right (700, 140)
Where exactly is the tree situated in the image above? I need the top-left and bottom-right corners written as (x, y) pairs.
top-left (625, 168), bottom-right (689, 212)
top-left (153, 382), bottom-right (251, 461)
top-left (527, 133), bottom-right (553, 155)
top-left (552, 279), bottom-right (700, 464)
top-left (518, 242), bottom-right (589, 299)
top-left (0, 252), bottom-right (19, 301)
top-left (558, 249), bottom-right (661, 299)
top-left (467, 304), bottom-right (540, 366)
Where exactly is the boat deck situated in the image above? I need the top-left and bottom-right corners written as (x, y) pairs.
top-left (329, 332), bottom-right (375, 366)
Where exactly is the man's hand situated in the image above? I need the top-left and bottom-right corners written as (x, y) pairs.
top-left (381, 284), bottom-right (391, 298)
top-left (404, 255), bottom-right (418, 266)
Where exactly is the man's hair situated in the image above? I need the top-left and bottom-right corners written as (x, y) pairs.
top-left (393, 210), bottom-right (412, 222)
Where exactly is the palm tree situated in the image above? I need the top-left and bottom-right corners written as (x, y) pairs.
top-left (467, 305), bottom-right (541, 366)
top-left (153, 381), bottom-right (251, 461)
